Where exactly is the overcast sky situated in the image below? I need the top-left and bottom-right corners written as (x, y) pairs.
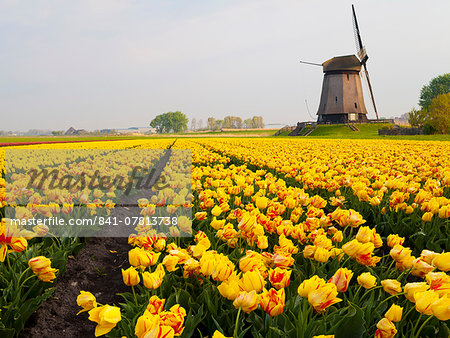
top-left (1, 0), bottom-right (449, 131)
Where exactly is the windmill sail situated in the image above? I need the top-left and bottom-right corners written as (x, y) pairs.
top-left (352, 4), bottom-right (378, 119)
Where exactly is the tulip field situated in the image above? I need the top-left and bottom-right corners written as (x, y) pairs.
top-left (0, 137), bottom-right (449, 338)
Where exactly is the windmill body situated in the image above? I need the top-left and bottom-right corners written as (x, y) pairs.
top-left (299, 5), bottom-right (379, 125)
top-left (317, 55), bottom-right (368, 123)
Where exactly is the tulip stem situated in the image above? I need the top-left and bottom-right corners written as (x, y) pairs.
top-left (414, 314), bottom-right (433, 338)
top-left (132, 285), bottom-right (138, 306)
top-left (16, 267), bottom-right (31, 288)
top-left (233, 307), bottom-right (242, 338)
top-left (352, 285), bottom-right (362, 300)
top-left (373, 292), bottom-right (406, 314)
top-left (19, 274), bottom-right (38, 289)
top-left (412, 313), bottom-right (422, 337)
top-left (359, 285), bottom-right (383, 302)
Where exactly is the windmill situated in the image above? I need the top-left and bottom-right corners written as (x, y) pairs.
top-left (352, 4), bottom-right (379, 120)
top-left (300, 5), bottom-right (379, 124)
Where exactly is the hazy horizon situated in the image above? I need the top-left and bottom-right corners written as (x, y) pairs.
top-left (1, 0), bottom-right (449, 131)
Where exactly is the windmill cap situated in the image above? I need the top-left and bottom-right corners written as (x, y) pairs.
top-left (322, 55), bottom-right (361, 72)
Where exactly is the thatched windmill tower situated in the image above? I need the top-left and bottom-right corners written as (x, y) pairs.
top-left (300, 5), bottom-right (379, 124)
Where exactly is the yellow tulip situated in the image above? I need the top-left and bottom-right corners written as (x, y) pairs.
top-left (298, 276), bottom-right (327, 298)
top-left (240, 269), bottom-right (266, 293)
top-left (88, 304), bottom-right (121, 337)
top-left (308, 283), bottom-right (342, 313)
top-left (259, 288), bottom-right (285, 316)
top-left (431, 295), bottom-right (450, 321)
top-left (255, 196), bottom-right (269, 209)
top-left (375, 318), bottom-right (397, 338)
top-left (404, 282), bottom-right (429, 302)
top-left (357, 272), bottom-right (377, 289)
top-left (414, 290), bottom-right (439, 315)
top-left (218, 273), bottom-right (241, 300)
top-left (146, 295), bottom-right (165, 315)
top-left (76, 291), bottom-right (97, 315)
top-left (381, 279), bottom-right (402, 296)
top-left (432, 252), bottom-right (450, 272)
top-left (328, 268), bottom-right (353, 292)
top-left (384, 304), bottom-right (403, 322)
top-left (233, 290), bottom-right (259, 313)
top-left (122, 266), bottom-right (140, 286)
top-left (422, 212), bottom-right (433, 222)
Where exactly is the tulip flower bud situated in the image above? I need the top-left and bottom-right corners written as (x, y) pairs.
top-left (88, 304), bottom-right (121, 337)
top-left (381, 279), bottom-right (402, 296)
top-left (328, 268), bottom-right (353, 292)
top-left (432, 252), bottom-right (450, 272)
top-left (414, 290), bottom-right (439, 315)
top-left (384, 304), bottom-right (403, 322)
top-left (260, 288), bottom-right (285, 317)
top-left (375, 318), bottom-right (397, 338)
top-left (240, 269), bottom-right (266, 293)
top-left (146, 295), bottom-right (165, 314)
top-left (431, 295), bottom-right (450, 321)
top-left (76, 291), bottom-right (97, 314)
top-left (308, 283), bottom-right (342, 313)
top-left (357, 272), bottom-right (377, 289)
top-left (298, 276), bottom-right (326, 298)
top-left (403, 282), bottom-right (429, 302)
top-left (122, 266), bottom-right (140, 286)
top-left (233, 290), bottom-right (259, 313)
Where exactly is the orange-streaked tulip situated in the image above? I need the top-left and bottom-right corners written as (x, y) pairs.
top-left (374, 318), bottom-right (397, 338)
top-left (122, 266), bottom-right (140, 286)
top-left (298, 276), bottom-right (327, 298)
top-left (146, 295), bottom-right (165, 315)
top-left (386, 234), bottom-right (404, 248)
top-left (259, 288), bottom-right (285, 316)
top-left (404, 282), bottom-right (429, 302)
top-left (308, 283), bottom-right (342, 313)
top-left (269, 267), bottom-right (291, 289)
top-left (431, 295), bottom-right (450, 321)
top-left (328, 268), bottom-right (353, 292)
top-left (240, 269), bottom-right (266, 293)
top-left (414, 290), bottom-right (439, 315)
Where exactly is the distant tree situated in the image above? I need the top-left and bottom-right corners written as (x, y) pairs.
top-left (236, 117), bottom-right (243, 129)
top-left (198, 119), bottom-right (203, 130)
top-left (223, 116), bottom-right (232, 129)
top-left (428, 93), bottom-right (450, 134)
top-left (150, 111), bottom-right (188, 133)
top-left (407, 108), bottom-right (428, 128)
top-left (207, 117), bottom-right (216, 130)
top-left (251, 116), bottom-right (264, 129)
top-left (244, 118), bottom-right (253, 129)
top-left (190, 118), bottom-right (197, 131)
top-left (215, 120), bottom-right (223, 130)
top-left (51, 130), bottom-right (63, 136)
top-left (419, 73), bottom-right (450, 110)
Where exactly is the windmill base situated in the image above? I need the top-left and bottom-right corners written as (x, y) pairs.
top-left (317, 113), bottom-right (368, 124)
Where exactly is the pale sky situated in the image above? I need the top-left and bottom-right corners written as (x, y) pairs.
top-left (1, 0), bottom-right (449, 131)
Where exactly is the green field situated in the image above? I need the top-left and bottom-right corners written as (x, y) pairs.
top-left (278, 123), bottom-right (450, 141)
top-left (1, 125), bottom-right (449, 143)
